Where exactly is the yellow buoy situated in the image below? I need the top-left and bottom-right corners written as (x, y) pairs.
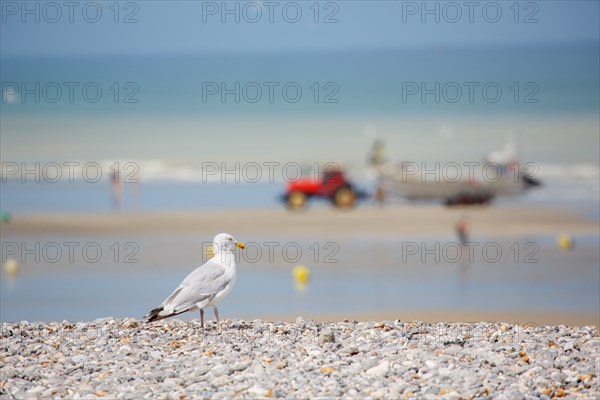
top-left (557, 234), bottom-right (573, 250)
top-left (4, 258), bottom-right (19, 276)
top-left (292, 265), bottom-right (310, 284)
top-left (204, 243), bottom-right (214, 259)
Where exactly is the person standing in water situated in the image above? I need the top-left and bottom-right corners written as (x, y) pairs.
top-left (456, 217), bottom-right (469, 246)
top-left (368, 140), bottom-right (387, 207)
top-left (110, 169), bottom-right (123, 211)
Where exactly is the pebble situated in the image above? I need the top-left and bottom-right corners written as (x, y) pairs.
top-left (318, 330), bottom-right (336, 345)
top-left (366, 360), bottom-right (390, 378)
top-left (0, 319), bottom-right (597, 399)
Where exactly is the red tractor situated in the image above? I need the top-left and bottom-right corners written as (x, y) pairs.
top-left (282, 169), bottom-right (365, 210)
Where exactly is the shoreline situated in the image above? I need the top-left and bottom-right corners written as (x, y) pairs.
top-left (2, 205), bottom-right (598, 237)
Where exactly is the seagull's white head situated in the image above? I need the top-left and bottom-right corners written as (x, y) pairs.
top-left (213, 233), bottom-right (245, 254)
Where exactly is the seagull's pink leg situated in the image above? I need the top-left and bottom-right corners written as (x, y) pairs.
top-left (214, 307), bottom-right (221, 331)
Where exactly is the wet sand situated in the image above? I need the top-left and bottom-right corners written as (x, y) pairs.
top-left (2, 205), bottom-right (598, 237)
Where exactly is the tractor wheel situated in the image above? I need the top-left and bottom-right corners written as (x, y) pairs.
top-left (287, 191), bottom-right (307, 210)
top-left (332, 187), bottom-right (356, 209)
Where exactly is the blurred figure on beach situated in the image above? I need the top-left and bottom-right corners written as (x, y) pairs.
top-left (374, 181), bottom-right (386, 207)
top-left (322, 163), bottom-right (341, 184)
top-left (368, 140), bottom-right (386, 169)
top-left (368, 140), bottom-right (387, 207)
top-left (455, 217), bottom-right (471, 284)
top-left (110, 169), bottom-right (123, 211)
top-left (456, 217), bottom-right (469, 246)
top-left (131, 168), bottom-right (141, 211)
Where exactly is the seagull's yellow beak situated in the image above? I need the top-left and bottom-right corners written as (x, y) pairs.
top-left (236, 242), bottom-right (245, 249)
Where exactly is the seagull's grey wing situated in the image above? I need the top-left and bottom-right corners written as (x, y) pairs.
top-left (160, 258), bottom-right (229, 314)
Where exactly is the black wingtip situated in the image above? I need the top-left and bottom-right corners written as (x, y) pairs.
top-left (144, 306), bottom-right (190, 323)
top-left (144, 306), bottom-right (166, 323)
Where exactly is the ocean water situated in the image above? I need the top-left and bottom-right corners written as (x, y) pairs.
top-left (2, 44), bottom-right (599, 116)
top-left (1, 43), bottom-right (599, 164)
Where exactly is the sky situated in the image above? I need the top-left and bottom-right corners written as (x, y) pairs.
top-left (1, 1), bottom-right (599, 56)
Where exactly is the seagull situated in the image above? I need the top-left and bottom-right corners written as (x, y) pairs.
top-left (144, 233), bottom-right (245, 329)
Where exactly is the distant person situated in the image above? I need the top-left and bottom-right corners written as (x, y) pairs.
top-left (131, 168), bottom-right (141, 211)
top-left (368, 140), bottom-right (387, 207)
top-left (322, 167), bottom-right (341, 185)
top-left (368, 139), bottom-right (386, 169)
top-left (110, 169), bottom-right (123, 211)
top-left (374, 179), bottom-right (386, 207)
top-left (456, 217), bottom-right (469, 246)
top-left (455, 217), bottom-right (470, 280)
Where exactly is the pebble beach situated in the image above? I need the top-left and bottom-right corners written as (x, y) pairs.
top-left (1, 318), bottom-right (598, 399)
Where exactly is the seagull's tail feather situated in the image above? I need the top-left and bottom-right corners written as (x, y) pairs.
top-left (144, 306), bottom-right (189, 323)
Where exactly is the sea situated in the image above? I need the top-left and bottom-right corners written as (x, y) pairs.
top-left (1, 43), bottom-right (599, 165)
top-left (1, 43), bottom-right (599, 213)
